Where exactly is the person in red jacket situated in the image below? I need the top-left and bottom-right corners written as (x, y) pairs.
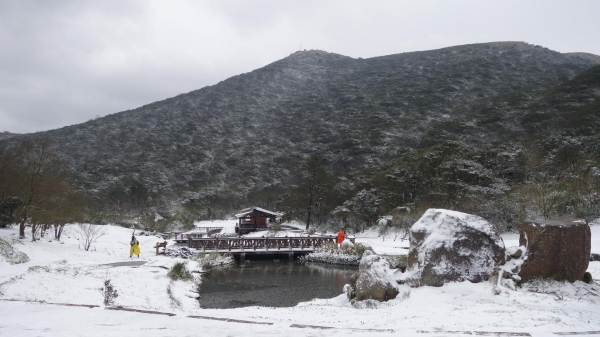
top-left (336, 228), bottom-right (346, 247)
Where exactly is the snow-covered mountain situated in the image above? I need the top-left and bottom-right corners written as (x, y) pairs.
top-left (4, 42), bottom-right (600, 219)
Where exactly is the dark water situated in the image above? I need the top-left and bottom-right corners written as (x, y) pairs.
top-left (198, 260), bottom-right (357, 309)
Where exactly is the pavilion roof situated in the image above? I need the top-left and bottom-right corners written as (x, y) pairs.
top-left (235, 206), bottom-right (283, 218)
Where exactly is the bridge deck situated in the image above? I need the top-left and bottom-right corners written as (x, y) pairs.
top-left (188, 236), bottom-right (336, 255)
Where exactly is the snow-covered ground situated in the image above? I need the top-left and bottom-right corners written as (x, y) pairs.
top-left (1, 223), bottom-right (599, 337)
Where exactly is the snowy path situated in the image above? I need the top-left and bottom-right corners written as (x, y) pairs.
top-left (100, 260), bottom-right (147, 267)
top-left (0, 300), bottom-right (590, 337)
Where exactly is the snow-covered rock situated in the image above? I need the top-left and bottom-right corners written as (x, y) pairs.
top-left (405, 209), bottom-right (505, 287)
top-left (354, 251), bottom-right (400, 301)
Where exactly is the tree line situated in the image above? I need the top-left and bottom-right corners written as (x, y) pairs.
top-left (3, 135), bottom-right (597, 237)
top-left (0, 138), bottom-right (83, 240)
top-left (269, 137), bottom-right (600, 234)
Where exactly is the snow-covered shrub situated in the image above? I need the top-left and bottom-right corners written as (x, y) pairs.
top-left (301, 240), bottom-right (373, 265)
top-left (165, 246), bottom-right (194, 259)
top-left (168, 262), bottom-right (193, 281)
top-left (522, 278), bottom-right (600, 302)
top-left (378, 207), bottom-right (418, 241)
top-left (100, 278), bottom-right (119, 306)
top-left (195, 252), bottom-right (235, 270)
top-left (384, 255), bottom-right (408, 270)
top-left (0, 237), bottom-right (29, 264)
top-left (266, 223), bottom-right (284, 236)
top-left (352, 242), bottom-right (373, 257)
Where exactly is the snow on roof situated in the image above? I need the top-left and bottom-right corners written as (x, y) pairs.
top-left (234, 206), bottom-right (283, 218)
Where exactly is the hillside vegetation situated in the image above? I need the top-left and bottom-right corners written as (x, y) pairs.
top-left (2, 42), bottom-right (600, 231)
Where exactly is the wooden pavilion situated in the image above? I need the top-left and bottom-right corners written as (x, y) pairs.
top-left (235, 207), bottom-right (282, 234)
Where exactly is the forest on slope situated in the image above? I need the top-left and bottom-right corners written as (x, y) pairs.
top-left (1, 42), bottom-right (600, 232)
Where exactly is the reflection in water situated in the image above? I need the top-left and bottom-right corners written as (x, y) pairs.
top-left (198, 260), bottom-right (357, 309)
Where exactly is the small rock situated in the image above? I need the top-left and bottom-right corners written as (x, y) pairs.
top-left (510, 248), bottom-right (522, 259)
top-left (590, 253), bottom-right (600, 262)
top-left (583, 272), bottom-right (593, 284)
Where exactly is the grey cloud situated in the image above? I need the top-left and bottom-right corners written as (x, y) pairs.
top-left (1, 0), bottom-right (599, 133)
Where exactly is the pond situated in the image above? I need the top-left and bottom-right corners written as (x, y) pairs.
top-left (197, 260), bottom-right (357, 309)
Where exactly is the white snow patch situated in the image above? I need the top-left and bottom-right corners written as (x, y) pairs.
top-left (0, 224), bottom-right (599, 336)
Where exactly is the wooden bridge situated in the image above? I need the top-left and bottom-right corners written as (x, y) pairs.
top-left (169, 227), bottom-right (224, 243)
top-left (188, 236), bottom-right (336, 259)
top-left (169, 232), bottom-right (204, 243)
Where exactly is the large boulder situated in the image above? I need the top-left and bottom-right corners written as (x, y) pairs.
top-left (407, 209), bottom-right (505, 287)
top-left (519, 219), bottom-right (590, 283)
top-left (354, 251), bottom-right (400, 301)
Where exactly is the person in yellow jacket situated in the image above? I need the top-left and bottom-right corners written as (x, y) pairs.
top-left (130, 235), bottom-right (140, 257)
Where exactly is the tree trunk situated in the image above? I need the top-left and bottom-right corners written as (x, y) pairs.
top-left (306, 177), bottom-right (315, 230)
top-left (55, 224), bottom-right (64, 240)
top-left (306, 183), bottom-right (313, 230)
top-left (19, 220), bottom-right (26, 239)
top-left (306, 206), bottom-right (311, 230)
top-left (31, 222), bottom-right (38, 241)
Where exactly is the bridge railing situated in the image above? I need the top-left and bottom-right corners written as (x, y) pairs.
top-left (188, 236), bottom-right (336, 252)
top-left (169, 232), bottom-right (204, 241)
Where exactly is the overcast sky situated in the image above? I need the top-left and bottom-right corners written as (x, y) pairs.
top-left (1, 0), bottom-right (599, 134)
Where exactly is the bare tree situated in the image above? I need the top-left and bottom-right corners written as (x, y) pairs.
top-left (33, 188), bottom-right (84, 241)
top-left (527, 183), bottom-right (562, 220)
top-left (75, 223), bottom-right (108, 251)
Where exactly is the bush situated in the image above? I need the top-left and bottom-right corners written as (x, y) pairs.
top-left (302, 240), bottom-right (374, 265)
top-left (100, 278), bottom-right (119, 306)
top-left (194, 252), bottom-right (235, 270)
top-left (353, 243), bottom-right (374, 258)
top-left (384, 255), bottom-right (408, 269)
top-left (168, 262), bottom-right (193, 281)
top-left (0, 237), bottom-right (29, 264)
top-left (266, 223), bottom-right (284, 236)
